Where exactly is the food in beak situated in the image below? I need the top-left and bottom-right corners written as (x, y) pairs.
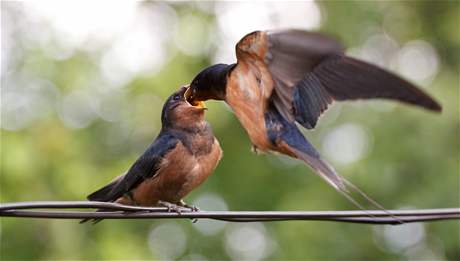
top-left (185, 86), bottom-right (206, 109)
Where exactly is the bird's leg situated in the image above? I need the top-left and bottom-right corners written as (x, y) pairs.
top-left (178, 200), bottom-right (200, 212)
top-left (157, 200), bottom-right (184, 214)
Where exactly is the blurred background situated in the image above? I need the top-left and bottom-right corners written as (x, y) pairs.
top-left (1, 1), bottom-right (459, 260)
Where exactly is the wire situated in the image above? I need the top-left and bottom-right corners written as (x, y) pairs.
top-left (1, 201), bottom-right (459, 225)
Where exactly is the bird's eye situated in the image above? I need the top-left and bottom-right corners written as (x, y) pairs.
top-left (173, 94), bottom-right (181, 101)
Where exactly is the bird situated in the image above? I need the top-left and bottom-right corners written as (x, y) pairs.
top-left (185, 29), bottom-right (442, 209)
top-left (83, 86), bottom-right (222, 221)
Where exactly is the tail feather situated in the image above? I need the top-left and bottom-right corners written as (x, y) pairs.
top-left (291, 147), bottom-right (346, 191)
top-left (87, 179), bottom-right (120, 202)
top-left (86, 175), bottom-right (123, 202)
top-left (79, 209), bottom-right (106, 224)
top-left (82, 177), bottom-right (122, 224)
top-left (275, 118), bottom-right (401, 222)
top-left (291, 146), bottom-right (402, 222)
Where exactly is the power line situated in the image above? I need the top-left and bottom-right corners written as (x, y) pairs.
top-left (1, 201), bottom-right (459, 224)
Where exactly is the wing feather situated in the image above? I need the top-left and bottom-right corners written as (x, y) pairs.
top-left (87, 133), bottom-right (178, 202)
top-left (234, 29), bottom-right (441, 129)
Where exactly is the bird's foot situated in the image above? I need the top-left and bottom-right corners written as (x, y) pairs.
top-left (158, 200), bottom-right (186, 214)
top-left (179, 200), bottom-right (200, 212)
top-left (178, 200), bottom-right (200, 223)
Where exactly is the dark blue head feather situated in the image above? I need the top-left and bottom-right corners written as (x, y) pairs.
top-left (190, 63), bottom-right (236, 100)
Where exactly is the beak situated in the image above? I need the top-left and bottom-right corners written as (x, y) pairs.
top-left (184, 85), bottom-right (193, 101)
top-left (194, 101), bottom-right (207, 110)
top-left (185, 85), bottom-right (207, 109)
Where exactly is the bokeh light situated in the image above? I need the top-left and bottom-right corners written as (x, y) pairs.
top-left (148, 222), bottom-right (187, 260)
top-left (353, 32), bottom-right (399, 69)
top-left (1, 1), bottom-right (458, 260)
top-left (24, 1), bottom-right (138, 53)
top-left (1, 74), bottom-right (59, 131)
top-left (173, 14), bottom-right (212, 57)
top-left (58, 90), bottom-right (97, 129)
top-left (321, 123), bottom-right (371, 166)
top-left (192, 193), bottom-right (228, 236)
top-left (382, 223), bottom-right (425, 252)
top-left (396, 40), bottom-right (439, 85)
top-left (213, 1), bottom-right (321, 64)
top-left (224, 223), bottom-right (276, 261)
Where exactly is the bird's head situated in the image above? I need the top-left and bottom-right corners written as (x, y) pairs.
top-left (161, 86), bottom-right (208, 130)
top-left (186, 63), bottom-right (235, 104)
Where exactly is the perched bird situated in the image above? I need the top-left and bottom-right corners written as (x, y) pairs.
top-left (85, 86), bottom-right (222, 214)
top-left (186, 29), bottom-right (441, 207)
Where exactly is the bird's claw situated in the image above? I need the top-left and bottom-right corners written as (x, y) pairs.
top-left (180, 201), bottom-right (200, 223)
top-left (179, 200), bottom-right (200, 212)
top-left (157, 200), bottom-right (199, 214)
top-left (158, 200), bottom-right (184, 214)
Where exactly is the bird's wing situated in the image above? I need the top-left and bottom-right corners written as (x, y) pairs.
top-left (87, 133), bottom-right (179, 202)
top-left (235, 29), bottom-right (441, 129)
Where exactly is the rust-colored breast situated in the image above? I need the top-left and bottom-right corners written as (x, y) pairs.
top-left (184, 137), bottom-right (222, 196)
top-left (227, 31), bottom-right (276, 151)
top-left (129, 139), bottom-right (221, 206)
top-left (226, 69), bottom-right (269, 151)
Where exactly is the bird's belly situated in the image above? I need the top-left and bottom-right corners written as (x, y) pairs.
top-left (227, 69), bottom-right (273, 151)
top-left (184, 139), bottom-right (222, 196)
top-left (132, 140), bottom-right (221, 205)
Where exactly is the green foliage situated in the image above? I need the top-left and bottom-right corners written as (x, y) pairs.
top-left (1, 1), bottom-right (459, 260)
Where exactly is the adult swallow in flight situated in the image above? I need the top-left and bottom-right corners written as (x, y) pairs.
top-left (186, 29), bottom-right (441, 207)
top-left (84, 86), bottom-right (222, 218)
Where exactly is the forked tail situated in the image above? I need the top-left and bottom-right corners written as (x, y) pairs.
top-left (289, 144), bottom-right (402, 223)
top-left (274, 119), bottom-right (401, 223)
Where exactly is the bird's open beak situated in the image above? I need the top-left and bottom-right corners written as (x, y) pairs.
top-left (185, 86), bottom-right (206, 109)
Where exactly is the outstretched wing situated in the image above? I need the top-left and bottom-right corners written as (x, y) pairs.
top-left (235, 29), bottom-right (441, 129)
top-left (87, 133), bottom-right (178, 202)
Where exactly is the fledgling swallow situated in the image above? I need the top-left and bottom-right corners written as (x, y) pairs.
top-left (85, 86), bottom-right (222, 215)
top-left (186, 29), bottom-right (441, 207)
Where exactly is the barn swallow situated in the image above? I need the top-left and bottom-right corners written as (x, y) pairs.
top-left (84, 86), bottom-right (222, 217)
top-left (186, 29), bottom-right (441, 208)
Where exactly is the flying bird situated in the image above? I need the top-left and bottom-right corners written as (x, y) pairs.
top-left (83, 86), bottom-right (222, 221)
top-left (186, 29), bottom-right (441, 208)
